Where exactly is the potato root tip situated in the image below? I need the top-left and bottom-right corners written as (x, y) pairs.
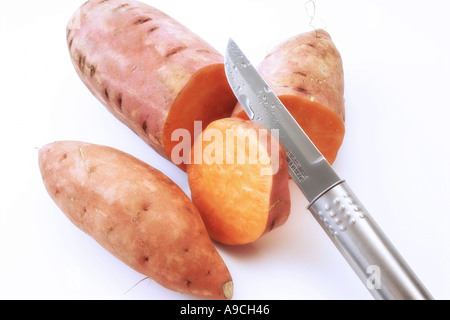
top-left (223, 281), bottom-right (233, 300)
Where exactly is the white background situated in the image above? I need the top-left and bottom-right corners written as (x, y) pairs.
top-left (1, 0), bottom-right (449, 300)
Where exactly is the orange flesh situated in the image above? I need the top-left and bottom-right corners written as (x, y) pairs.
top-left (163, 64), bottom-right (237, 170)
top-left (234, 95), bottom-right (345, 164)
top-left (187, 119), bottom-right (275, 245)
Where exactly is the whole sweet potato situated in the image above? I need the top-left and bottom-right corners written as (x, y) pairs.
top-left (233, 29), bottom-right (345, 164)
top-left (38, 141), bottom-right (233, 299)
top-left (67, 0), bottom-right (237, 168)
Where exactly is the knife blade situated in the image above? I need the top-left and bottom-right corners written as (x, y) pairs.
top-left (224, 38), bottom-right (433, 300)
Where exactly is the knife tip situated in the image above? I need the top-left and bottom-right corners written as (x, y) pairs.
top-left (226, 38), bottom-right (237, 52)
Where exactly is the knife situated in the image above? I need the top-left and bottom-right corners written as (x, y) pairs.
top-left (224, 38), bottom-right (433, 300)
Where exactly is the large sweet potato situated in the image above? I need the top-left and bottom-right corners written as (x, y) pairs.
top-left (38, 141), bottom-right (233, 299)
top-left (233, 29), bottom-right (345, 164)
top-left (67, 0), bottom-right (237, 169)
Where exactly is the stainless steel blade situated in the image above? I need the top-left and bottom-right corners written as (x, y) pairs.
top-left (224, 38), bottom-right (342, 202)
top-left (224, 39), bottom-right (433, 300)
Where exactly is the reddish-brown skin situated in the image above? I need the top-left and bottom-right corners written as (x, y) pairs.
top-left (38, 141), bottom-right (233, 299)
top-left (233, 29), bottom-right (345, 121)
top-left (67, 0), bottom-right (235, 160)
top-left (258, 29), bottom-right (345, 121)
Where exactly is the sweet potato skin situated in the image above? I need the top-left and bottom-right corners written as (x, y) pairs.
top-left (258, 29), bottom-right (345, 122)
top-left (38, 141), bottom-right (232, 299)
top-left (67, 0), bottom-right (232, 159)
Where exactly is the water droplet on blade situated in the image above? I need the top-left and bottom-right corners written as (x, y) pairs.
top-left (239, 94), bottom-right (254, 120)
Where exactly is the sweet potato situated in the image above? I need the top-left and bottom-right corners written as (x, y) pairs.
top-left (232, 29), bottom-right (345, 164)
top-left (187, 118), bottom-right (291, 245)
top-left (66, 0), bottom-right (237, 169)
top-left (38, 141), bottom-right (233, 299)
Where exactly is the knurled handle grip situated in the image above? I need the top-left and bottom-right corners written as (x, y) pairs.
top-left (308, 181), bottom-right (433, 300)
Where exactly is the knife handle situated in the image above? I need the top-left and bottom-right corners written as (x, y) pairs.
top-left (307, 181), bottom-right (433, 300)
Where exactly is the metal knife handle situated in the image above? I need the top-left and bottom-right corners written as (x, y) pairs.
top-left (308, 181), bottom-right (433, 300)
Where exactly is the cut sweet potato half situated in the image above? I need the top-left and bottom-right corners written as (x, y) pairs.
top-left (67, 0), bottom-right (237, 169)
top-left (232, 29), bottom-right (345, 164)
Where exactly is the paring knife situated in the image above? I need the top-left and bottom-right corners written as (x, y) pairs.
top-left (224, 38), bottom-right (433, 300)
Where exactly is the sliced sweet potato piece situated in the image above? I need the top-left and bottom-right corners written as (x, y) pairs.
top-left (187, 118), bottom-right (291, 245)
